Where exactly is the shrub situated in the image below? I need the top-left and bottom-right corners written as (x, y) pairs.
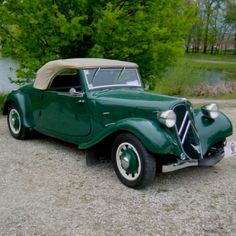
top-left (155, 62), bottom-right (205, 96)
top-left (0, 94), bottom-right (7, 115)
top-left (194, 81), bottom-right (236, 97)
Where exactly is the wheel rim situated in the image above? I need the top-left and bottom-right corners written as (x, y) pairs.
top-left (9, 109), bottom-right (21, 135)
top-left (116, 142), bottom-right (141, 181)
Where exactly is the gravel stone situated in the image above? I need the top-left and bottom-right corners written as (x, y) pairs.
top-left (0, 106), bottom-right (235, 236)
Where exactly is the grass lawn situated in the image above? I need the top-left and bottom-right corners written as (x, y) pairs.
top-left (218, 93), bottom-right (236, 99)
top-left (184, 53), bottom-right (236, 62)
top-left (182, 54), bottom-right (236, 75)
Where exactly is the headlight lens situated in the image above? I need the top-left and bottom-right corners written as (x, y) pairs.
top-left (158, 110), bottom-right (176, 128)
top-left (202, 103), bottom-right (219, 119)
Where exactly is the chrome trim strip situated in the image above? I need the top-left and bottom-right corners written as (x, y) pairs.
top-left (181, 121), bottom-right (191, 144)
top-left (178, 111), bottom-right (188, 135)
top-left (88, 84), bottom-right (142, 90)
top-left (105, 122), bottom-right (115, 127)
top-left (102, 112), bottom-right (110, 115)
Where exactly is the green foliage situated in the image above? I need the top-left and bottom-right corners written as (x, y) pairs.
top-left (155, 61), bottom-right (205, 96)
top-left (0, 93), bottom-right (7, 115)
top-left (226, 0), bottom-right (236, 55)
top-left (0, 0), bottom-right (195, 88)
top-left (89, 0), bottom-right (196, 88)
top-left (226, 0), bottom-right (236, 23)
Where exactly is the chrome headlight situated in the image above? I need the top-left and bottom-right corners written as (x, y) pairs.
top-left (158, 110), bottom-right (176, 128)
top-left (202, 103), bottom-right (219, 119)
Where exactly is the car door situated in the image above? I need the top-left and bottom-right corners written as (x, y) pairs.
top-left (38, 91), bottom-right (91, 137)
top-left (36, 70), bottom-right (91, 138)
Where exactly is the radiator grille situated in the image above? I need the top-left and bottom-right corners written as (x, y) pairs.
top-left (173, 103), bottom-right (202, 160)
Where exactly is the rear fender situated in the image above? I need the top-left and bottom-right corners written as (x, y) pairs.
top-left (3, 91), bottom-right (34, 128)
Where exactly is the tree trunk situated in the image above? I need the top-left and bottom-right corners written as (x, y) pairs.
top-left (203, 13), bottom-right (210, 54)
top-left (186, 46), bottom-right (189, 53)
top-left (210, 45), bottom-right (214, 54)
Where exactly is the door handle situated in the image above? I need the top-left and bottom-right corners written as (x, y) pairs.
top-left (77, 99), bottom-right (85, 103)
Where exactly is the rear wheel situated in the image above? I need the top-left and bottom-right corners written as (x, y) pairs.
top-left (7, 104), bottom-right (29, 140)
top-left (112, 133), bottom-right (156, 189)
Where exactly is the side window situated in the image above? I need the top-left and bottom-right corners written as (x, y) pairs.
top-left (49, 69), bottom-right (81, 91)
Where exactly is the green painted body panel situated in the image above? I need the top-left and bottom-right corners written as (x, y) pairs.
top-left (194, 109), bottom-right (233, 154)
top-left (79, 117), bottom-right (182, 155)
top-left (3, 72), bottom-right (233, 159)
top-left (34, 90), bottom-right (91, 137)
top-left (3, 88), bottom-right (34, 128)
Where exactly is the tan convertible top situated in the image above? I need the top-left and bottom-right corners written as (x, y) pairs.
top-left (33, 58), bottom-right (138, 90)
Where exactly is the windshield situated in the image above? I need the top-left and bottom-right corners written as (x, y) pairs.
top-left (83, 68), bottom-right (142, 90)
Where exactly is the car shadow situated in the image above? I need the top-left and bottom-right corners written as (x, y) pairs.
top-left (28, 130), bottom-right (224, 189)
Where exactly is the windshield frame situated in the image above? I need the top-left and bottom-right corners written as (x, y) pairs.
top-left (82, 67), bottom-right (143, 91)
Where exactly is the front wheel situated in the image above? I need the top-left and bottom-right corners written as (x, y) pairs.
top-left (112, 133), bottom-right (156, 189)
top-left (7, 104), bottom-right (29, 140)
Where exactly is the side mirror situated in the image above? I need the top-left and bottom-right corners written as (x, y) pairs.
top-left (69, 88), bottom-right (84, 97)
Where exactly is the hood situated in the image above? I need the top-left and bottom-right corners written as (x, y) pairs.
top-left (90, 88), bottom-right (184, 111)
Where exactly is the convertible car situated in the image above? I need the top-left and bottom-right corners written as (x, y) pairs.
top-left (3, 58), bottom-right (233, 188)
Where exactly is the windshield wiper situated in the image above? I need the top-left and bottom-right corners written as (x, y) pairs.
top-left (117, 67), bottom-right (126, 81)
top-left (91, 67), bottom-right (101, 83)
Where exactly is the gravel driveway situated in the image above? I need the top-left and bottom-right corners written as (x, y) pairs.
top-left (0, 105), bottom-right (235, 236)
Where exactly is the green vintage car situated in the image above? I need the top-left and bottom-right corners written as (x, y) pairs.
top-left (3, 58), bottom-right (233, 188)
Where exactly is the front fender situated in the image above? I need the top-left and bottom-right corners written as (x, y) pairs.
top-left (195, 110), bottom-right (233, 154)
top-left (79, 118), bottom-right (181, 155)
top-left (3, 91), bottom-right (34, 128)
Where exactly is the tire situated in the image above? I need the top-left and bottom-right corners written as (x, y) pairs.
top-left (112, 133), bottom-right (156, 189)
top-left (7, 103), bottom-right (29, 140)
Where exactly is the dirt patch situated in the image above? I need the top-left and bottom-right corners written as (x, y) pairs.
top-left (0, 106), bottom-right (235, 235)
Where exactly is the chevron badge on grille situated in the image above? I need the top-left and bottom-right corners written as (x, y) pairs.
top-left (191, 144), bottom-right (201, 154)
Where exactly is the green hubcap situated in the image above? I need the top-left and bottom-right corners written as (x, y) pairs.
top-left (116, 142), bottom-right (141, 181)
top-left (120, 148), bottom-right (139, 174)
top-left (11, 112), bottom-right (20, 130)
top-left (9, 108), bottom-right (21, 135)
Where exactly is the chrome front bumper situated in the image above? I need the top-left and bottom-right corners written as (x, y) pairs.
top-left (162, 150), bottom-right (224, 173)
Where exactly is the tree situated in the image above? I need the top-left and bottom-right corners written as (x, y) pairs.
top-left (185, 0), bottom-right (204, 53)
top-left (201, 0), bottom-right (224, 53)
top-left (226, 0), bottom-right (236, 54)
top-left (207, 1), bottom-right (228, 54)
top-left (0, 0), bottom-right (195, 88)
top-left (185, 0), bottom-right (234, 54)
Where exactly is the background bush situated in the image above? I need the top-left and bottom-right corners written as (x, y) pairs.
top-left (0, 0), bottom-right (195, 88)
top-left (0, 94), bottom-right (7, 115)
